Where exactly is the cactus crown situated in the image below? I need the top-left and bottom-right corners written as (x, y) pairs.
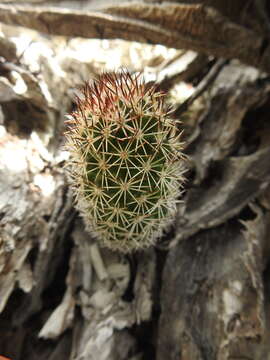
top-left (65, 71), bottom-right (185, 252)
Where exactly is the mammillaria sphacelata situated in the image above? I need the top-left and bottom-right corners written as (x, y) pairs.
top-left (65, 71), bottom-right (185, 252)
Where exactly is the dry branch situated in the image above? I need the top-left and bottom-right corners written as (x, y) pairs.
top-left (0, 3), bottom-right (270, 73)
top-left (174, 58), bottom-right (228, 116)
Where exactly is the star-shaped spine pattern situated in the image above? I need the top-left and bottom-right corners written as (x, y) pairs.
top-left (65, 71), bottom-right (185, 252)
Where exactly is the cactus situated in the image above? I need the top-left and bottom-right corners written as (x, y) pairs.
top-left (65, 71), bottom-right (185, 252)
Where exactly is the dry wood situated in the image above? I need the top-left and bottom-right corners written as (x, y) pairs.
top-left (1, 2), bottom-right (270, 360)
top-left (158, 204), bottom-right (270, 360)
top-left (0, 3), bottom-right (270, 73)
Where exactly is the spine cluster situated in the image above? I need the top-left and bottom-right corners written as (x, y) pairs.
top-left (65, 71), bottom-right (185, 252)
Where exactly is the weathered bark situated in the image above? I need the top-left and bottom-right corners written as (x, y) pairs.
top-left (0, 3), bottom-right (270, 73)
top-left (1, 1), bottom-right (270, 360)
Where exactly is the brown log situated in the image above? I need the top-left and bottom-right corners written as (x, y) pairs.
top-left (0, 3), bottom-right (270, 73)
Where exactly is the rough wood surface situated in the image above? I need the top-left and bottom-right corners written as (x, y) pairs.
top-left (1, 1), bottom-right (270, 360)
top-left (158, 206), bottom-right (270, 360)
top-left (0, 3), bottom-right (270, 73)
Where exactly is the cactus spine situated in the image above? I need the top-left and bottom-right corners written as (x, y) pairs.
top-left (66, 71), bottom-right (185, 252)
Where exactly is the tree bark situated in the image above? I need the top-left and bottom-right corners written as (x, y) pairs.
top-left (0, 2), bottom-right (270, 73)
top-left (1, 1), bottom-right (270, 360)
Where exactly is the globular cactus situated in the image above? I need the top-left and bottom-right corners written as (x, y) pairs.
top-left (65, 71), bottom-right (185, 252)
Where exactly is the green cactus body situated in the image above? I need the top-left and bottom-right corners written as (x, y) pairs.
top-left (66, 71), bottom-right (185, 252)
